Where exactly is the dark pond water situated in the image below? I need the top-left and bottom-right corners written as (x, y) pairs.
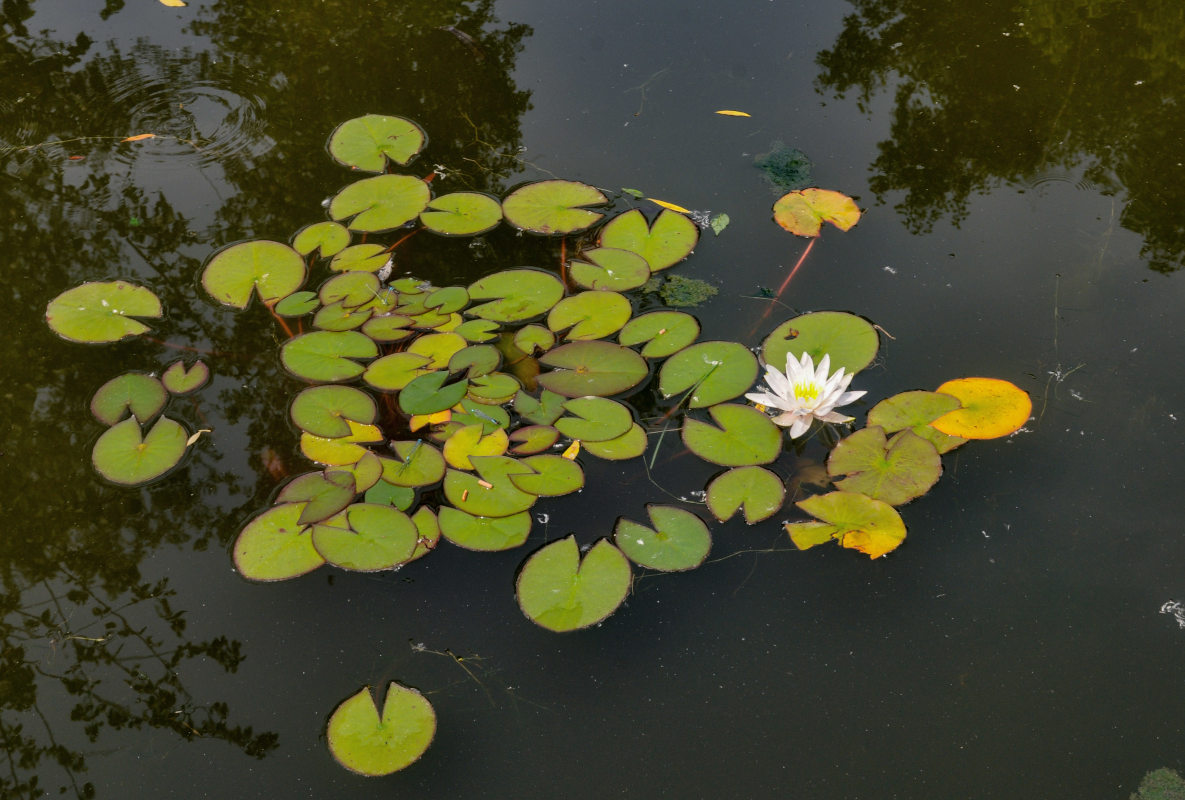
top-left (5, 0), bottom-right (1185, 797)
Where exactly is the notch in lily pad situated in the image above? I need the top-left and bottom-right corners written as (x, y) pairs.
top-left (598, 208), bottom-right (698, 271)
top-left (516, 536), bottom-right (632, 632)
top-left (327, 114), bottom-right (427, 172)
top-left (327, 682), bottom-right (435, 776)
top-left (202, 240), bottom-right (308, 310)
top-left (92, 417), bottom-right (189, 486)
top-left (91, 372), bottom-right (167, 425)
top-left (705, 466), bottom-right (785, 524)
top-left (614, 505), bottom-right (711, 571)
top-left (161, 359), bottom-right (209, 395)
top-left (46, 281), bottom-right (163, 343)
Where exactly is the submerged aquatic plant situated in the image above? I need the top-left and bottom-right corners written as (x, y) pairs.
top-left (746, 351), bottom-right (866, 438)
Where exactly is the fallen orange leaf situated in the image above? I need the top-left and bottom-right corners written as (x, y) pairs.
top-left (931, 378), bottom-right (1031, 439)
top-left (715, 110), bottom-right (751, 117)
top-left (773, 188), bottom-right (861, 237)
top-left (561, 440), bottom-right (580, 460)
top-left (647, 198), bottom-right (691, 214)
top-left (158, 0), bottom-right (187, 6)
top-left (121, 133), bottom-right (157, 142)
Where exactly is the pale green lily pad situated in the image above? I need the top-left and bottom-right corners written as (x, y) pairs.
top-left (335, 451), bottom-right (383, 494)
top-left (515, 389), bottom-right (567, 425)
top-left (510, 454), bottom-right (585, 496)
top-left (320, 271), bottom-right (382, 307)
top-left (443, 456), bottom-right (536, 517)
top-left (598, 208), bottom-right (699, 271)
top-left (448, 344), bottom-right (501, 378)
top-left (399, 372), bottom-right (469, 415)
top-left (327, 114), bottom-right (427, 172)
top-left (92, 416), bottom-right (188, 485)
top-left (275, 291), bottom-right (320, 317)
top-left (682, 403), bottom-right (781, 466)
top-left (292, 221), bottom-right (350, 258)
top-left (467, 373), bottom-right (521, 404)
top-left (364, 352), bottom-right (432, 391)
top-left (330, 174), bottom-right (431, 233)
top-left (513, 324), bottom-right (556, 355)
top-left (407, 332), bottom-right (468, 369)
top-left (537, 341), bottom-right (649, 398)
top-left (233, 503), bottom-right (324, 581)
top-left (761, 311), bottom-right (878, 376)
top-left (442, 424), bottom-right (509, 470)
top-left (326, 682), bottom-right (435, 777)
top-left (46, 281), bottom-right (162, 343)
top-left (420, 192), bottom-right (502, 236)
top-left (313, 300), bottom-right (372, 332)
top-left (202, 240), bottom-right (307, 310)
top-left (438, 507), bottom-right (532, 551)
top-left (161, 359), bottom-right (209, 395)
top-left (581, 423), bottom-right (648, 460)
top-left (467, 269), bottom-right (565, 323)
top-left (658, 341), bottom-right (758, 408)
top-left (331, 243), bottom-right (390, 273)
top-left (828, 427), bottom-right (942, 506)
top-left (453, 398), bottom-right (510, 433)
top-left (91, 373), bottom-right (167, 425)
top-left (277, 470), bottom-right (356, 525)
top-left (364, 480), bottom-right (415, 511)
top-left (290, 385), bottom-right (377, 438)
top-left (547, 291), bottom-right (632, 341)
top-left (705, 466), bottom-right (785, 524)
top-left (867, 390), bottom-right (968, 454)
top-left (425, 286), bottom-right (470, 314)
top-left (502, 180), bottom-right (607, 235)
top-left (787, 490), bottom-right (907, 559)
top-left (555, 396), bottom-right (633, 442)
top-left (362, 314), bottom-right (415, 342)
top-left (454, 319), bottom-right (500, 342)
top-left (618, 311), bottom-right (700, 358)
top-left (280, 331), bottom-right (378, 382)
top-left (382, 441), bottom-right (447, 488)
top-left (408, 507), bottom-right (441, 561)
top-left (614, 505), bottom-right (711, 571)
top-left (569, 247), bottom-right (651, 291)
top-left (516, 537), bottom-right (632, 632)
top-left (509, 425), bottom-right (560, 455)
top-left (312, 503), bottom-right (418, 571)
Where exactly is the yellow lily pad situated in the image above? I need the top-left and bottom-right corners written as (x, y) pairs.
top-left (931, 378), bottom-right (1031, 439)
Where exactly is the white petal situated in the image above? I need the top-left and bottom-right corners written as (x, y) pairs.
top-left (817, 411), bottom-right (855, 424)
top-left (814, 353), bottom-right (832, 384)
top-left (745, 391), bottom-right (794, 412)
top-left (763, 364), bottom-right (790, 398)
top-left (834, 389), bottom-right (866, 406)
top-left (788, 416), bottom-right (813, 438)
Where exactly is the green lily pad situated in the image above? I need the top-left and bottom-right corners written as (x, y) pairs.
top-left (547, 291), bottom-right (632, 341)
top-left (362, 313), bottom-right (415, 342)
top-left (453, 399), bottom-right (510, 433)
top-left (448, 344), bottom-right (501, 378)
top-left (502, 180), bottom-right (606, 235)
top-left (92, 416), bottom-right (188, 485)
top-left (312, 503), bottom-right (418, 571)
top-left (91, 372), bottom-right (167, 425)
top-left (537, 341), bottom-right (650, 398)
top-left (290, 385), bottom-right (377, 438)
top-left (161, 359), bottom-right (210, 395)
top-left (658, 341), bottom-right (758, 408)
top-left (292, 221), bottom-right (351, 258)
top-left (399, 371), bottom-right (469, 415)
top-left (581, 423), bottom-right (648, 460)
top-left (280, 331), bottom-right (378, 382)
top-left (275, 291), bottom-right (321, 317)
top-left (364, 480), bottom-right (415, 511)
top-left (382, 441), bottom-right (447, 488)
top-left (510, 454), bottom-right (585, 496)
top-left (329, 174), bottom-right (431, 233)
top-left (866, 390), bottom-right (967, 454)
top-left (555, 396), bottom-right (633, 442)
top-left (408, 507), bottom-right (441, 561)
top-left (335, 450), bottom-right (383, 493)
top-left (202, 240), bottom-right (307, 310)
top-left (438, 507), bottom-right (532, 551)
top-left (327, 114), bottom-right (427, 172)
top-left (443, 456), bottom-right (537, 517)
top-left (827, 427), bottom-right (942, 506)
top-left (618, 311), bottom-right (700, 358)
top-left (509, 425), bottom-right (560, 455)
top-left (454, 319), bottom-right (500, 342)
top-left (515, 389), bottom-right (567, 425)
top-left (46, 281), bottom-right (163, 343)
top-left (233, 503), bottom-right (324, 581)
top-left (682, 403), bottom-right (781, 466)
top-left (407, 332), bottom-right (468, 369)
top-left (466, 373), bottom-right (521, 405)
top-left (277, 470), bottom-right (357, 525)
top-left (326, 682), bottom-right (435, 777)
top-left (598, 208), bottom-right (699, 271)
top-left (442, 424), bottom-right (509, 470)
top-left (331, 243), bottom-right (390, 273)
top-left (320, 271), bottom-right (382, 308)
top-left (467, 269), bottom-right (565, 324)
top-left (313, 300), bottom-right (373, 332)
top-left (761, 311), bottom-right (878, 376)
top-left (516, 536), bottom-right (632, 632)
top-left (424, 286), bottom-right (470, 315)
top-left (705, 466), bottom-right (786, 524)
top-left (614, 505), bottom-right (711, 571)
top-left (420, 192), bottom-right (503, 236)
top-left (364, 352), bottom-right (433, 391)
top-left (514, 324), bottom-right (556, 355)
top-left (569, 247), bottom-right (651, 291)
top-left (786, 490), bottom-right (907, 559)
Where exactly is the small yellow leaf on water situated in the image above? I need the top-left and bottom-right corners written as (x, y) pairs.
top-left (158, 0), bottom-right (187, 6)
top-left (561, 440), bottom-right (581, 460)
top-left (715, 110), bottom-right (751, 117)
top-left (121, 133), bottom-right (157, 142)
top-left (648, 198), bottom-right (691, 214)
top-left (186, 429), bottom-right (212, 446)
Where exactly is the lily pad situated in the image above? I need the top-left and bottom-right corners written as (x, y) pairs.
top-left (454, 319), bottom-right (500, 343)
top-left (614, 505), bottom-right (711, 571)
top-left (327, 114), bottom-right (427, 172)
top-left (382, 440), bottom-right (447, 488)
top-left (364, 480), bottom-right (415, 511)
top-left (658, 341), bottom-right (758, 408)
top-left (681, 403), bottom-right (782, 466)
top-left (161, 359), bottom-right (210, 395)
top-left (443, 456), bottom-right (537, 517)
top-left (275, 291), bottom-right (321, 317)
top-left (515, 536), bottom-right (632, 632)
top-left (408, 507), bottom-right (441, 561)
top-left (326, 682), bottom-right (435, 777)
top-left (537, 341), bottom-right (649, 398)
top-left (467, 373), bottom-right (522, 405)
top-left (312, 503), bottom-right (419, 571)
top-left (399, 371), bottom-right (470, 415)
top-left (773, 188), bottom-right (861, 237)
top-left (313, 300), bottom-right (372, 332)
top-left (280, 331), bottom-right (378, 382)
top-left (363, 313), bottom-right (416, 342)
top-left (364, 352), bottom-right (433, 391)
top-left (330, 243), bottom-right (390, 273)
top-left (438, 507), bottom-right (531, 551)
top-left (233, 503), bottom-right (325, 581)
top-left (705, 466), bottom-right (786, 524)
top-left (292, 221), bottom-right (350, 258)
top-left (510, 454), bottom-right (585, 496)
top-left (547, 291), bottom-right (632, 341)
top-left (329, 174), bottom-right (431, 233)
top-left (581, 423), bottom-right (648, 460)
top-left (515, 389), bottom-right (567, 425)
top-left (467, 269), bottom-right (565, 324)
top-left (761, 311), bottom-right (878, 376)
top-left (569, 247), bottom-right (651, 291)
top-left (448, 344), bottom-right (501, 378)
top-left (300, 429), bottom-right (372, 467)
top-left (202, 240), bottom-right (307, 310)
top-left (276, 470), bottom-right (357, 525)
top-left (290, 385), bottom-right (377, 438)
top-left (442, 424), bottom-right (509, 470)
top-left (786, 490), bottom-right (906, 559)
top-left (90, 372), bottom-right (167, 425)
top-left (598, 208), bottom-right (699, 271)
top-left (420, 192), bottom-right (502, 236)
top-left (866, 390), bottom-right (967, 454)
top-left (514, 324), bottom-right (556, 355)
top-left (335, 450), bottom-right (383, 494)
top-left (618, 311), bottom-right (700, 358)
top-left (424, 286), bottom-right (471, 315)
top-left (827, 427), bottom-right (941, 506)
top-left (46, 281), bottom-right (163, 343)
top-left (931, 378), bottom-right (1032, 439)
top-left (509, 425), bottom-right (560, 455)
top-left (502, 180), bottom-right (606, 235)
top-left (555, 396), bottom-right (633, 442)
top-left (320, 271), bottom-right (382, 308)
top-left (92, 416), bottom-right (188, 485)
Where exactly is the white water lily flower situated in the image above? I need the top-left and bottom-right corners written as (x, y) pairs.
top-left (744, 351), bottom-right (866, 439)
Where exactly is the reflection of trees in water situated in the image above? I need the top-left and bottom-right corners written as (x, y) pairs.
top-left (0, 0), bottom-right (532, 796)
top-left (816, 0), bottom-right (1185, 272)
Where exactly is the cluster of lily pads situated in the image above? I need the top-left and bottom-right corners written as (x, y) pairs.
top-left (44, 113), bottom-right (1032, 776)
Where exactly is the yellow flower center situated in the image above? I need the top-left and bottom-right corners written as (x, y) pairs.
top-left (793, 382), bottom-right (820, 404)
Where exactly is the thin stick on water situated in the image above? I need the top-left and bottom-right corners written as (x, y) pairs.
top-left (750, 237), bottom-right (817, 337)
